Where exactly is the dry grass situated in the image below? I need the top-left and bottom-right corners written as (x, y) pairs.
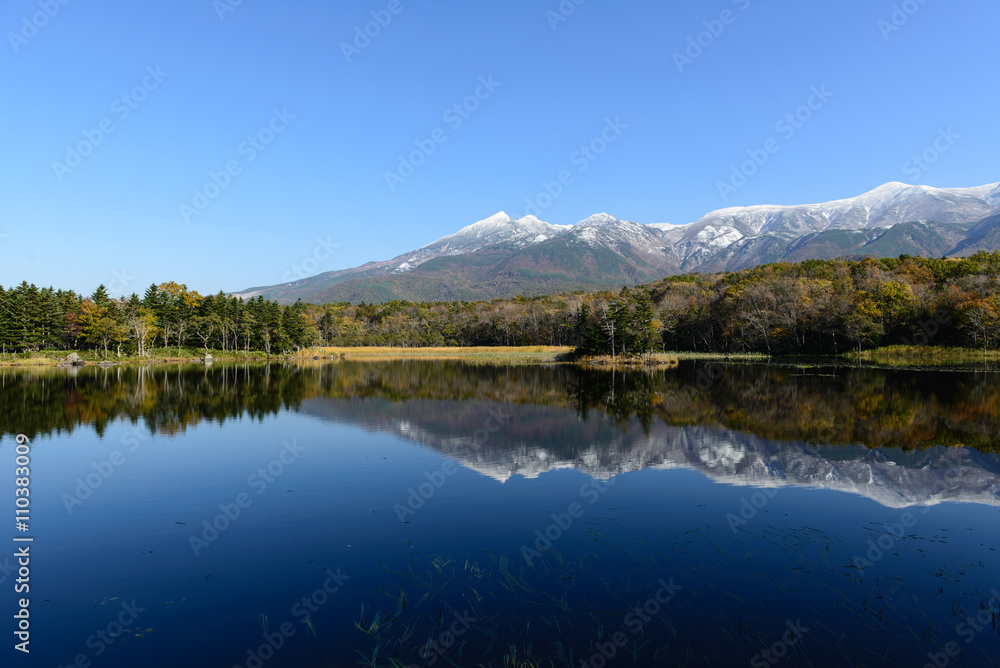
top-left (2, 346), bottom-right (774, 369)
top-left (671, 351), bottom-right (771, 361)
top-left (0, 356), bottom-right (59, 367)
top-left (574, 353), bottom-right (680, 368)
top-left (299, 346), bottom-right (575, 365)
top-left (851, 345), bottom-right (1000, 366)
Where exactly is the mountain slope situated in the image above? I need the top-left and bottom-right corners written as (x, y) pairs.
top-left (235, 182), bottom-right (999, 304)
top-left (304, 219), bottom-right (679, 304)
top-left (232, 211), bottom-right (570, 302)
top-left (949, 210), bottom-right (1000, 257)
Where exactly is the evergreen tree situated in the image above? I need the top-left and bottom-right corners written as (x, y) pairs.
top-left (91, 284), bottom-right (113, 309)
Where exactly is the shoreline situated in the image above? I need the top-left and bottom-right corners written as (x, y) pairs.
top-left (1, 345), bottom-right (998, 369)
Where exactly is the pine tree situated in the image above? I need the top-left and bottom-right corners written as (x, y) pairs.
top-left (91, 284), bottom-right (112, 309)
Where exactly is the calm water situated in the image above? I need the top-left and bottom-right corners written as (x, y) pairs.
top-left (1, 360), bottom-right (999, 667)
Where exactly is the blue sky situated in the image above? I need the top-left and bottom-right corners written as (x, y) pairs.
top-left (2, 0), bottom-right (998, 296)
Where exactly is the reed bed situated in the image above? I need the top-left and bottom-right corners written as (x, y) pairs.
top-left (342, 508), bottom-right (985, 666)
top-left (304, 346), bottom-right (574, 366)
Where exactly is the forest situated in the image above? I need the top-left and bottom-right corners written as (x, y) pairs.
top-left (1, 252), bottom-right (999, 358)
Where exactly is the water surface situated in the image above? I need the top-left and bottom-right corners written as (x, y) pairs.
top-left (2, 361), bottom-right (999, 667)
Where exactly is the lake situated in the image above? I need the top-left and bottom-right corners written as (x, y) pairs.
top-left (2, 360), bottom-right (999, 667)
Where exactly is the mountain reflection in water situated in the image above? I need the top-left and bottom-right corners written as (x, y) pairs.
top-left (3, 360), bottom-right (999, 666)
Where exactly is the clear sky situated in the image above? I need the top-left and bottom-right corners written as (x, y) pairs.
top-left (2, 0), bottom-right (998, 296)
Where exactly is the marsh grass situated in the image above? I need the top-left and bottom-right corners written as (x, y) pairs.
top-left (0, 346), bottom-right (779, 369)
top-left (0, 347), bottom-right (274, 367)
top-left (670, 351), bottom-right (771, 361)
top-left (344, 511), bottom-right (981, 667)
top-left (847, 345), bottom-right (1000, 366)
top-left (572, 353), bottom-right (680, 369)
top-left (304, 346), bottom-right (574, 366)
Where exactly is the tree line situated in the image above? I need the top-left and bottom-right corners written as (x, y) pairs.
top-left (1, 251), bottom-right (999, 357)
top-left (0, 281), bottom-right (314, 357)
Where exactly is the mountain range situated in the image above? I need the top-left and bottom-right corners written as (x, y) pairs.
top-left (235, 181), bottom-right (1000, 304)
top-left (302, 397), bottom-right (1000, 509)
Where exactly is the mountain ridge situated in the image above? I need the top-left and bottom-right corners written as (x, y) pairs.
top-left (234, 181), bottom-right (999, 304)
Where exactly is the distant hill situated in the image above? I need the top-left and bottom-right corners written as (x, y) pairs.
top-left (233, 182), bottom-right (1000, 304)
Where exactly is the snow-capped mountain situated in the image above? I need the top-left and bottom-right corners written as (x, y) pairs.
top-left (234, 181), bottom-right (999, 304)
top-left (231, 211), bottom-right (570, 302)
top-left (302, 398), bottom-right (1000, 509)
top-left (414, 211), bottom-right (570, 258)
top-left (657, 182), bottom-right (999, 273)
top-left (691, 182), bottom-right (997, 236)
top-left (386, 212), bottom-right (571, 274)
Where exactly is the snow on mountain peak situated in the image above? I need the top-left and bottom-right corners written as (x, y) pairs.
top-left (965, 182), bottom-right (1000, 206)
top-left (474, 211), bottom-right (512, 226)
top-left (438, 212), bottom-right (513, 239)
top-left (515, 214), bottom-right (564, 229)
top-left (696, 225), bottom-right (744, 249)
top-left (577, 213), bottom-right (619, 226)
top-left (689, 181), bottom-right (998, 237)
top-left (417, 210), bottom-right (572, 256)
top-left (989, 184), bottom-right (1000, 206)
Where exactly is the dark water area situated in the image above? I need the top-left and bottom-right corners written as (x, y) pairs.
top-left (1, 360), bottom-right (999, 667)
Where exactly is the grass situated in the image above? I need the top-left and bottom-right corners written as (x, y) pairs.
top-left (670, 351), bottom-right (772, 361)
top-left (846, 345), bottom-right (1000, 366)
top-left (0, 345), bottom-right (680, 368)
top-left (7, 344), bottom-right (995, 369)
top-left (572, 352), bottom-right (680, 368)
top-left (304, 346), bottom-right (575, 365)
top-left (0, 347), bottom-right (275, 367)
